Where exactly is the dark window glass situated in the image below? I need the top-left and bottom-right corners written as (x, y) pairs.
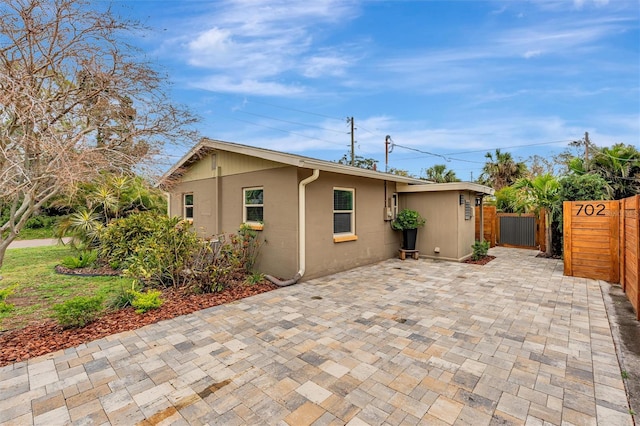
top-left (246, 206), bottom-right (263, 222)
top-left (333, 212), bottom-right (352, 234)
top-left (333, 190), bottom-right (352, 210)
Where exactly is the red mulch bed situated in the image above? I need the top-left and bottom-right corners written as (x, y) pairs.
top-left (463, 255), bottom-right (496, 265)
top-left (0, 282), bottom-right (277, 367)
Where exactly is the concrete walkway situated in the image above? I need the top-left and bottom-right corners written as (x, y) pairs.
top-left (0, 248), bottom-right (632, 425)
top-left (7, 238), bottom-right (71, 249)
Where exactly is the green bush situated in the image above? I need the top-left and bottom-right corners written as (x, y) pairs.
top-left (53, 296), bottom-right (103, 328)
top-left (0, 285), bottom-right (16, 313)
top-left (122, 217), bottom-right (201, 287)
top-left (245, 272), bottom-right (264, 285)
top-left (130, 289), bottom-right (163, 314)
top-left (391, 209), bottom-right (426, 230)
top-left (471, 240), bottom-right (490, 260)
top-left (25, 215), bottom-right (56, 229)
top-left (61, 250), bottom-right (98, 269)
top-left (98, 211), bottom-right (164, 268)
top-left (108, 281), bottom-right (139, 310)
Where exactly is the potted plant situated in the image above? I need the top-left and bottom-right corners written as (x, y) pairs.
top-left (391, 209), bottom-right (426, 250)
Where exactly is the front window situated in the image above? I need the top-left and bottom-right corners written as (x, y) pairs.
top-left (244, 187), bottom-right (264, 223)
top-left (184, 193), bottom-right (194, 220)
top-left (333, 188), bottom-right (354, 235)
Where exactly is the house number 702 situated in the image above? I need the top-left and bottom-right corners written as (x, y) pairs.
top-left (576, 203), bottom-right (606, 216)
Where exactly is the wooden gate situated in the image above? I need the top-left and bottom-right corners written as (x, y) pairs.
top-left (563, 200), bottom-right (620, 282)
top-left (497, 214), bottom-right (536, 247)
top-left (620, 195), bottom-right (640, 319)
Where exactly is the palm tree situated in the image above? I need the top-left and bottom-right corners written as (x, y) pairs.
top-left (513, 174), bottom-right (561, 257)
top-left (590, 144), bottom-right (640, 199)
top-left (480, 149), bottom-right (527, 190)
top-left (424, 164), bottom-right (459, 183)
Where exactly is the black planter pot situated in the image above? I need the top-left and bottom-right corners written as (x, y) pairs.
top-left (402, 228), bottom-right (418, 250)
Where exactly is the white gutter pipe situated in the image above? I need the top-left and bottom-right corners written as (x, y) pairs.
top-left (266, 169), bottom-right (320, 287)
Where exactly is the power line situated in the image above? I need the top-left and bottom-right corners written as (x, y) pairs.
top-left (390, 142), bottom-right (484, 164)
top-left (442, 140), bottom-right (573, 156)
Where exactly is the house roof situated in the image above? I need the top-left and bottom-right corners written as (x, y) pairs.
top-left (396, 182), bottom-right (495, 196)
top-left (160, 138), bottom-right (426, 185)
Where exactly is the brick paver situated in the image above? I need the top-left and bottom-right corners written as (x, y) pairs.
top-left (0, 248), bottom-right (632, 425)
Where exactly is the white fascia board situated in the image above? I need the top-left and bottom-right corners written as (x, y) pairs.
top-left (397, 182), bottom-right (495, 196)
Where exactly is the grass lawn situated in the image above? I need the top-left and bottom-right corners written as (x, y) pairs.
top-left (0, 245), bottom-right (129, 331)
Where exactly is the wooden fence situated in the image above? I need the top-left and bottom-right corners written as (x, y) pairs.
top-left (620, 196), bottom-right (640, 319)
top-left (475, 206), bottom-right (497, 247)
top-left (475, 206), bottom-right (545, 251)
top-left (563, 196), bottom-right (640, 319)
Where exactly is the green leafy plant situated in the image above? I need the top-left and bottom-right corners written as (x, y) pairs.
top-left (61, 250), bottom-right (98, 269)
top-left (0, 285), bottom-right (16, 313)
top-left (121, 215), bottom-right (201, 287)
top-left (391, 209), bottom-right (426, 230)
top-left (245, 272), bottom-right (264, 285)
top-left (53, 296), bottom-right (103, 328)
top-left (471, 240), bottom-right (490, 260)
top-left (130, 289), bottom-right (163, 314)
top-left (108, 281), bottom-right (140, 310)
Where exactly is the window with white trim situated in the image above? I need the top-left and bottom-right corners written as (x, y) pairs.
top-left (243, 187), bottom-right (264, 223)
top-left (183, 193), bottom-right (194, 220)
top-left (333, 188), bottom-right (355, 235)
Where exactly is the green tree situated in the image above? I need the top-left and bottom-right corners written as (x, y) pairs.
top-left (337, 153), bottom-right (378, 170)
top-left (494, 186), bottom-right (526, 213)
top-left (424, 164), bottom-right (460, 183)
top-left (559, 173), bottom-right (611, 202)
top-left (480, 149), bottom-right (527, 190)
top-left (513, 174), bottom-right (561, 257)
top-left (0, 0), bottom-right (196, 269)
top-left (55, 173), bottom-right (167, 248)
top-left (590, 144), bottom-right (640, 199)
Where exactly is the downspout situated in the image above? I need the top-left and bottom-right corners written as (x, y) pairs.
top-left (266, 169), bottom-right (320, 287)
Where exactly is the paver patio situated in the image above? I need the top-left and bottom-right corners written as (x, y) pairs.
top-left (0, 248), bottom-right (632, 425)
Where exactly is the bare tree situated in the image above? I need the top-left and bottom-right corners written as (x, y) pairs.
top-left (0, 0), bottom-right (197, 269)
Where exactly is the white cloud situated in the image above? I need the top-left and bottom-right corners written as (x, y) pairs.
top-left (192, 76), bottom-right (306, 97)
top-left (169, 0), bottom-right (359, 95)
top-left (302, 56), bottom-right (350, 78)
top-left (523, 50), bottom-right (542, 58)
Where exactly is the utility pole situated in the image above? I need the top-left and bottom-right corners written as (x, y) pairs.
top-left (349, 117), bottom-right (355, 166)
top-left (584, 131), bottom-right (590, 171)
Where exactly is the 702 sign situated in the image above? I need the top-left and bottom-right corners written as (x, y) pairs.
top-left (575, 203), bottom-right (606, 216)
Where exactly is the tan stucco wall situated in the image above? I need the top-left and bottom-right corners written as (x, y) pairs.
top-left (401, 190), bottom-right (476, 261)
top-left (180, 152), bottom-right (284, 182)
top-left (169, 166), bottom-right (299, 279)
top-left (302, 170), bottom-right (401, 280)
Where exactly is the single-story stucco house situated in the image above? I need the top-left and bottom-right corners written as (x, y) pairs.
top-left (160, 138), bottom-right (494, 282)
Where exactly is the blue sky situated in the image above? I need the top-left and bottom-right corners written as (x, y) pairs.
top-left (120, 0), bottom-right (639, 181)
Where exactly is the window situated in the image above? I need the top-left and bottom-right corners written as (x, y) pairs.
top-left (184, 193), bottom-right (194, 220)
top-left (243, 187), bottom-right (264, 223)
top-left (333, 188), bottom-right (355, 236)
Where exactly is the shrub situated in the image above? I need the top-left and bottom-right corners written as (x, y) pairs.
top-left (130, 289), bottom-right (163, 314)
top-left (471, 240), bottom-right (490, 260)
top-left (245, 272), bottom-right (264, 285)
top-left (98, 211), bottom-right (164, 268)
top-left (53, 296), bottom-right (103, 328)
top-left (185, 227), bottom-right (263, 294)
top-left (61, 250), bottom-right (98, 269)
top-left (122, 217), bottom-right (201, 287)
top-left (108, 281), bottom-right (139, 310)
top-left (0, 285), bottom-right (16, 313)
